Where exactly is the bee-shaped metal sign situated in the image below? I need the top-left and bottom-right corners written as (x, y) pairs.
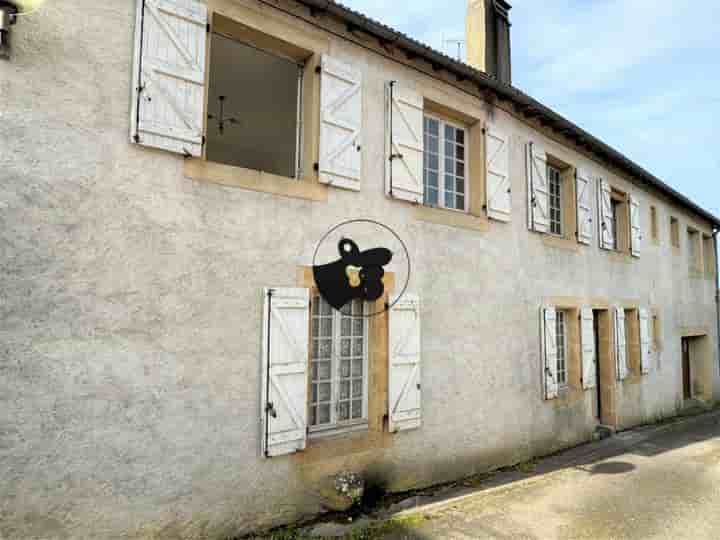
top-left (313, 238), bottom-right (393, 312)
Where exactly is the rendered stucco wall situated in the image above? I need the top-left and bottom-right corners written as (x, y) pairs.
top-left (1, 1), bottom-right (717, 538)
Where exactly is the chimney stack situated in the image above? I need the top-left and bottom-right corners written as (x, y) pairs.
top-left (466, 0), bottom-right (512, 84)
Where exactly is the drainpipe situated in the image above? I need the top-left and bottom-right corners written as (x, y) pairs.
top-left (714, 229), bottom-right (720, 378)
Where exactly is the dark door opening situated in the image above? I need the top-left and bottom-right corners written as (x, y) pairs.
top-left (594, 311), bottom-right (602, 420)
top-left (682, 338), bottom-right (692, 400)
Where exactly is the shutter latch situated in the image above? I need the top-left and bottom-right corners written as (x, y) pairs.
top-left (266, 402), bottom-right (277, 419)
top-left (389, 153), bottom-right (403, 161)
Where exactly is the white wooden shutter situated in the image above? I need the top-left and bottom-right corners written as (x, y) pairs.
top-left (261, 288), bottom-right (310, 458)
top-left (485, 126), bottom-right (511, 222)
top-left (130, 0), bottom-right (208, 157)
top-left (630, 195), bottom-right (641, 257)
top-left (386, 83), bottom-right (424, 204)
top-left (614, 306), bottom-right (628, 381)
top-left (576, 168), bottom-right (594, 245)
top-left (581, 308), bottom-right (597, 389)
top-left (639, 308), bottom-right (651, 374)
top-left (598, 178), bottom-right (615, 250)
top-left (527, 143), bottom-right (549, 233)
top-left (319, 55), bottom-right (363, 191)
top-left (389, 294), bottom-right (422, 432)
top-left (542, 306), bottom-right (559, 400)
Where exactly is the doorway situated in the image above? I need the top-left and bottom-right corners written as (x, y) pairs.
top-left (682, 338), bottom-right (692, 400)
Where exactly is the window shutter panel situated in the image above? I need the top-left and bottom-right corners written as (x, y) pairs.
top-left (576, 169), bottom-right (594, 245)
top-left (527, 143), bottom-right (549, 233)
top-left (386, 83), bottom-right (424, 204)
top-left (614, 306), bottom-right (628, 380)
top-left (388, 294), bottom-right (422, 432)
top-left (630, 195), bottom-right (641, 257)
top-left (542, 306), bottom-right (559, 400)
top-left (130, 0), bottom-right (208, 157)
top-left (581, 308), bottom-right (597, 389)
top-left (261, 288), bottom-right (310, 458)
top-left (485, 126), bottom-right (511, 222)
top-left (598, 178), bottom-right (614, 250)
top-left (319, 55), bottom-right (363, 191)
top-left (639, 308), bottom-right (651, 374)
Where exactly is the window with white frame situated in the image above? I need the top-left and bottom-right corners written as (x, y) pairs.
top-left (556, 310), bottom-right (567, 387)
top-left (548, 165), bottom-right (563, 236)
top-left (310, 296), bottom-right (368, 432)
top-left (423, 116), bottom-right (468, 211)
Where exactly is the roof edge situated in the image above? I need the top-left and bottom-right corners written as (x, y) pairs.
top-left (295, 0), bottom-right (720, 228)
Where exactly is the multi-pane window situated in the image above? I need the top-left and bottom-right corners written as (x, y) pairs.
top-left (310, 296), bottom-right (368, 431)
top-left (556, 311), bottom-right (567, 387)
top-left (548, 165), bottom-right (563, 236)
top-left (423, 116), bottom-right (467, 211)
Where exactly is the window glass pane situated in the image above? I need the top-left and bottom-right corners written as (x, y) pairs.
top-left (456, 144), bottom-right (465, 162)
top-left (445, 142), bottom-right (455, 159)
top-left (426, 188), bottom-right (438, 206)
top-left (456, 194), bottom-right (465, 210)
top-left (427, 135), bottom-right (439, 155)
top-left (427, 153), bottom-right (439, 172)
top-left (318, 404), bottom-right (330, 424)
top-left (425, 117), bottom-right (439, 135)
top-left (445, 124), bottom-right (455, 141)
top-left (351, 401), bottom-right (362, 419)
top-left (548, 165), bottom-right (563, 236)
top-left (556, 311), bottom-right (567, 386)
top-left (456, 162), bottom-right (465, 178)
top-left (338, 402), bottom-right (350, 422)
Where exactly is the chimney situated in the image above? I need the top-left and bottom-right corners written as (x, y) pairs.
top-left (466, 0), bottom-right (512, 84)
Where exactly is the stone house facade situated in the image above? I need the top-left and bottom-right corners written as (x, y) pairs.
top-left (1, 0), bottom-right (718, 538)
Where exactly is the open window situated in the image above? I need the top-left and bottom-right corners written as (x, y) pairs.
top-left (206, 28), bottom-right (304, 178)
top-left (206, 15), bottom-right (316, 179)
top-left (598, 181), bottom-right (631, 253)
top-left (131, 4), bottom-right (339, 199)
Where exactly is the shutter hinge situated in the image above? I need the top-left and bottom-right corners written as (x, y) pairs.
top-left (266, 402), bottom-right (277, 418)
top-left (206, 23), bottom-right (211, 33)
top-left (201, 135), bottom-right (206, 146)
top-left (315, 65), bottom-right (322, 74)
top-left (313, 162), bottom-right (319, 172)
top-left (389, 153), bottom-right (403, 161)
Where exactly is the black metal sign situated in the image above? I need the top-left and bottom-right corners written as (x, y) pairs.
top-left (312, 220), bottom-right (410, 317)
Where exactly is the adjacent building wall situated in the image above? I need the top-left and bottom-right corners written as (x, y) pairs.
top-left (0, 0), bottom-right (717, 538)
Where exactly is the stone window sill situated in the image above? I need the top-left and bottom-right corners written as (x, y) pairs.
top-left (414, 205), bottom-right (489, 232)
top-left (184, 159), bottom-right (328, 202)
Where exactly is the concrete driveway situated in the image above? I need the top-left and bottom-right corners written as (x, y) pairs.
top-left (343, 412), bottom-right (720, 540)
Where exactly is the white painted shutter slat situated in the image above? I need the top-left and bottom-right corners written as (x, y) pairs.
top-left (389, 294), bottom-right (422, 432)
top-left (630, 195), bottom-right (641, 257)
top-left (598, 178), bottom-right (614, 250)
top-left (386, 83), bottom-right (424, 204)
top-left (485, 126), bottom-right (511, 222)
top-left (527, 143), bottom-right (549, 233)
top-left (319, 56), bottom-right (363, 191)
top-left (615, 307), bottom-right (628, 381)
top-left (131, 0), bottom-right (207, 157)
top-left (576, 169), bottom-right (594, 245)
top-left (581, 308), bottom-right (597, 389)
top-left (639, 308), bottom-right (651, 374)
top-left (543, 307), bottom-right (559, 400)
top-left (261, 288), bottom-right (310, 458)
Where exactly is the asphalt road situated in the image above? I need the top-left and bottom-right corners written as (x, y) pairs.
top-left (372, 412), bottom-right (720, 540)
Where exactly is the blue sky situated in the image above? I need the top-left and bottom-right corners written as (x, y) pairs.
top-left (342, 0), bottom-right (720, 219)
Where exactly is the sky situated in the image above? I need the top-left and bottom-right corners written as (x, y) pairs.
top-left (342, 0), bottom-right (720, 219)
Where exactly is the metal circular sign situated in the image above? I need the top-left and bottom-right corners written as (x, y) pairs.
top-left (312, 219), bottom-right (411, 318)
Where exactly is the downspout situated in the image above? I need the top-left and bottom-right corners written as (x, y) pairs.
top-left (714, 230), bottom-right (720, 376)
